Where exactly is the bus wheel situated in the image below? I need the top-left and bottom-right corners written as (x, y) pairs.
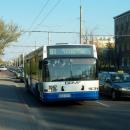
top-left (35, 84), bottom-right (40, 99)
top-left (25, 80), bottom-right (30, 92)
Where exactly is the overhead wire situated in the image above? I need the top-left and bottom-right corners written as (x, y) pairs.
top-left (34, 0), bottom-right (63, 29)
top-left (28, 0), bottom-right (51, 30)
top-left (22, 30), bottom-right (79, 34)
top-left (8, 45), bottom-right (41, 47)
top-left (21, 0), bottom-right (62, 49)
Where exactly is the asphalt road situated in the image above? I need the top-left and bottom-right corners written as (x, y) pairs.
top-left (0, 71), bottom-right (130, 130)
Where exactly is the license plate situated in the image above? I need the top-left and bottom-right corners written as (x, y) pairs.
top-left (59, 94), bottom-right (71, 98)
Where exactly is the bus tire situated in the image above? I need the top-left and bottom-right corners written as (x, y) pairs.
top-left (35, 83), bottom-right (40, 99)
top-left (25, 80), bottom-right (30, 92)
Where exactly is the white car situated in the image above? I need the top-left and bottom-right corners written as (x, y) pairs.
top-left (0, 66), bottom-right (7, 71)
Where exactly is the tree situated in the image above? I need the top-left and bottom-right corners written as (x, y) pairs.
top-left (83, 30), bottom-right (116, 71)
top-left (0, 18), bottom-right (21, 55)
top-left (83, 29), bottom-right (95, 45)
top-left (105, 39), bottom-right (115, 70)
top-left (0, 57), bottom-right (3, 64)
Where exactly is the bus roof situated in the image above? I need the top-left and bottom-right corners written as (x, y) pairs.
top-left (24, 44), bottom-right (97, 60)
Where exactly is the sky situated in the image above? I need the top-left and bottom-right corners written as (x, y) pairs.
top-left (0, 0), bottom-right (130, 61)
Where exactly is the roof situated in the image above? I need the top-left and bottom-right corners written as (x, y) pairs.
top-left (114, 10), bottom-right (130, 20)
top-left (99, 71), bottom-right (129, 75)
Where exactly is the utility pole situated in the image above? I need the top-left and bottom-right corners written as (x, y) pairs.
top-left (80, 0), bottom-right (82, 44)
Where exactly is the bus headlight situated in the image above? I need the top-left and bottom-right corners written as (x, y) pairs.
top-left (48, 85), bottom-right (57, 92)
top-left (48, 87), bottom-right (52, 92)
top-left (119, 88), bottom-right (127, 91)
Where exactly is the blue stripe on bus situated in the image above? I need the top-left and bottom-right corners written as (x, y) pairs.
top-left (41, 91), bottom-right (99, 102)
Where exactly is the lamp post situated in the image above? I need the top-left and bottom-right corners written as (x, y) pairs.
top-left (80, 0), bottom-right (82, 44)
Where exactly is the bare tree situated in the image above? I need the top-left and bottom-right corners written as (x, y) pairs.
top-left (83, 29), bottom-right (93, 44)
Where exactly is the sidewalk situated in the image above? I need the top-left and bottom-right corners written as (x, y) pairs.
top-left (0, 70), bottom-right (15, 79)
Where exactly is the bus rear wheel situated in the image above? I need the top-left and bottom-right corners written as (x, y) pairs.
top-left (35, 84), bottom-right (40, 100)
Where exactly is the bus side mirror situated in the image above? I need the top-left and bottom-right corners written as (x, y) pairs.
top-left (39, 61), bottom-right (42, 69)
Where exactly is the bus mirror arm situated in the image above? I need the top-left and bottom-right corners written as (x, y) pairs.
top-left (39, 60), bottom-right (43, 69)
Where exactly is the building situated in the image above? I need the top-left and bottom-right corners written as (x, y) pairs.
top-left (13, 54), bottom-right (24, 68)
top-left (83, 36), bottom-right (115, 70)
top-left (114, 10), bottom-right (130, 72)
top-left (83, 36), bottom-right (114, 48)
top-left (91, 37), bottom-right (114, 49)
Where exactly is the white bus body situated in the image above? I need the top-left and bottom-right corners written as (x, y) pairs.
top-left (24, 44), bottom-right (99, 102)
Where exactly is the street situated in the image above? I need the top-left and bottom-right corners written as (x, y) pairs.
top-left (0, 71), bottom-right (130, 130)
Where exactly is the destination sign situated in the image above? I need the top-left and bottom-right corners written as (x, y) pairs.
top-left (48, 46), bottom-right (93, 56)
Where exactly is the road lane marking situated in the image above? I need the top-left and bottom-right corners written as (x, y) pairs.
top-left (96, 101), bottom-right (110, 108)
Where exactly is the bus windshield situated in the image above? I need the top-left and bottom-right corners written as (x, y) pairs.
top-left (43, 58), bottom-right (96, 82)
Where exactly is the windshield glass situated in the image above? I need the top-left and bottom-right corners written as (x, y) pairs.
top-left (43, 58), bottom-right (96, 82)
top-left (111, 73), bottom-right (130, 82)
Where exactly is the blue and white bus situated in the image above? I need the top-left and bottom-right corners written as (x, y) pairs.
top-left (24, 44), bottom-right (99, 102)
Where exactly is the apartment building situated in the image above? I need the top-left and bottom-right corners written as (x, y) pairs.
top-left (114, 10), bottom-right (130, 72)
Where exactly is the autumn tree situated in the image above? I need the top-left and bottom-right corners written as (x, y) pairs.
top-left (0, 18), bottom-right (21, 55)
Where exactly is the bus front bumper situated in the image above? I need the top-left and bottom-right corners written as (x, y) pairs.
top-left (41, 91), bottom-right (99, 102)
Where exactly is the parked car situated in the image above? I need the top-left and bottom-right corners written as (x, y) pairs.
top-left (8, 66), bottom-right (24, 82)
top-left (98, 71), bottom-right (130, 100)
top-left (0, 66), bottom-right (7, 71)
top-left (15, 67), bottom-right (24, 82)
